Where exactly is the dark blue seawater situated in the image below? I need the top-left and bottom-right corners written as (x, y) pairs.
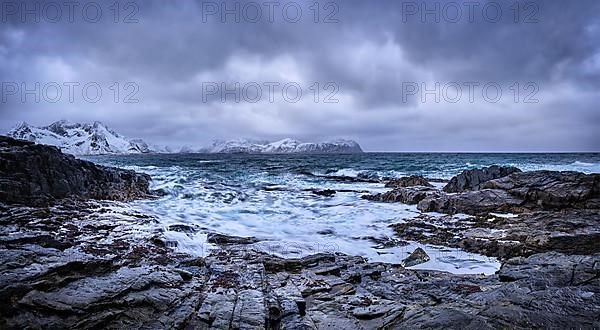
top-left (83, 153), bottom-right (600, 275)
top-left (88, 152), bottom-right (600, 179)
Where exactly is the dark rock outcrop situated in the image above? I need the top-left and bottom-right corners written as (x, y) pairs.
top-left (368, 168), bottom-right (600, 215)
top-left (417, 189), bottom-right (526, 215)
top-left (312, 189), bottom-right (337, 197)
top-left (0, 136), bottom-right (151, 205)
top-left (482, 170), bottom-right (600, 210)
top-left (443, 165), bottom-right (521, 193)
top-left (385, 175), bottom-right (433, 188)
top-left (419, 170), bottom-right (600, 215)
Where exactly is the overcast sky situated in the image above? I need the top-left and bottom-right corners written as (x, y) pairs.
top-left (1, 0), bottom-right (599, 151)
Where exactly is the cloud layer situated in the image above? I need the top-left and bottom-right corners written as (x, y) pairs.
top-left (1, 0), bottom-right (599, 151)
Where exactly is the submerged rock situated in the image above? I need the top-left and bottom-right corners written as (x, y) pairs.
top-left (443, 165), bottom-right (521, 193)
top-left (207, 233), bottom-right (259, 245)
top-left (312, 189), bottom-right (337, 197)
top-left (0, 136), bottom-right (151, 206)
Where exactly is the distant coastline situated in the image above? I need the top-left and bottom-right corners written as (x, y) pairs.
top-left (7, 120), bottom-right (363, 155)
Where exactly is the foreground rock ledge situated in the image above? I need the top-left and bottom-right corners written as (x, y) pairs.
top-left (1, 201), bottom-right (599, 329)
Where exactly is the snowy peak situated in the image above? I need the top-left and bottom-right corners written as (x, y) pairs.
top-left (7, 120), bottom-right (153, 155)
top-left (200, 139), bottom-right (270, 153)
top-left (199, 138), bottom-right (363, 154)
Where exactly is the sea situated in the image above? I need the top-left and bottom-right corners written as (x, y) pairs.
top-left (85, 153), bottom-right (600, 275)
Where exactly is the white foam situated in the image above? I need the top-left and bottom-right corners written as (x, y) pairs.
top-left (162, 231), bottom-right (215, 257)
top-left (129, 167), bottom-right (501, 275)
top-left (489, 212), bottom-right (519, 219)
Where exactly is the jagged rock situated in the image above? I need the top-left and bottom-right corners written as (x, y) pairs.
top-left (368, 169), bottom-right (599, 215)
top-left (413, 170), bottom-right (600, 215)
top-left (0, 136), bottom-right (151, 206)
top-left (483, 170), bottom-right (600, 210)
top-left (443, 166), bottom-right (522, 193)
top-left (385, 175), bottom-right (433, 188)
top-left (402, 247), bottom-right (431, 267)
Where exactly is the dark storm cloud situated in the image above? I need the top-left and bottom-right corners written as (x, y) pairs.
top-left (0, 0), bottom-right (599, 151)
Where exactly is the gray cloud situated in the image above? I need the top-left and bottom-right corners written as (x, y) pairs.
top-left (1, 0), bottom-right (599, 151)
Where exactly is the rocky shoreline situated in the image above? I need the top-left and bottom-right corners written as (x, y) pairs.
top-left (0, 136), bottom-right (153, 206)
top-left (1, 136), bottom-right (599, 329)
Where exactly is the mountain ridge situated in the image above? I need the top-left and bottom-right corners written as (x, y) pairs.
top-left (6, 121), bottom-right (363, 155)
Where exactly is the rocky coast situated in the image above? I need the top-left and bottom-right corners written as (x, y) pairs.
top-left (1, 136), bottom-right (599, 329)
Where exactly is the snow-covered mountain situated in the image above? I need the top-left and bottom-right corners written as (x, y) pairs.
top-left (7, 121), bottom-right (153, 155)
top-left (6, 121), bottom-right (363, 155)
top-left (198, 138), bottom-right (363, 154)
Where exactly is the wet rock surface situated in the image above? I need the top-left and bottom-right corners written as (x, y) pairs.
top-left (416, 189), bottom-right (526, 215)
top-left (1, 201), bottom-right (599, 329)
top-left (385, 175), bottom-right (433, 188)
top-left (401, 247), bottom-right (430, 267)
top-left (443, 165), bottom-right (522, 193)
top-left (392, 209), bottom-right (600, 260)
top-left (366, 168), bottom-right (600, 215)
top-left (0, 136), bottom-right (152, 206)
top-left (482, 170), bottom-right (600, 210)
